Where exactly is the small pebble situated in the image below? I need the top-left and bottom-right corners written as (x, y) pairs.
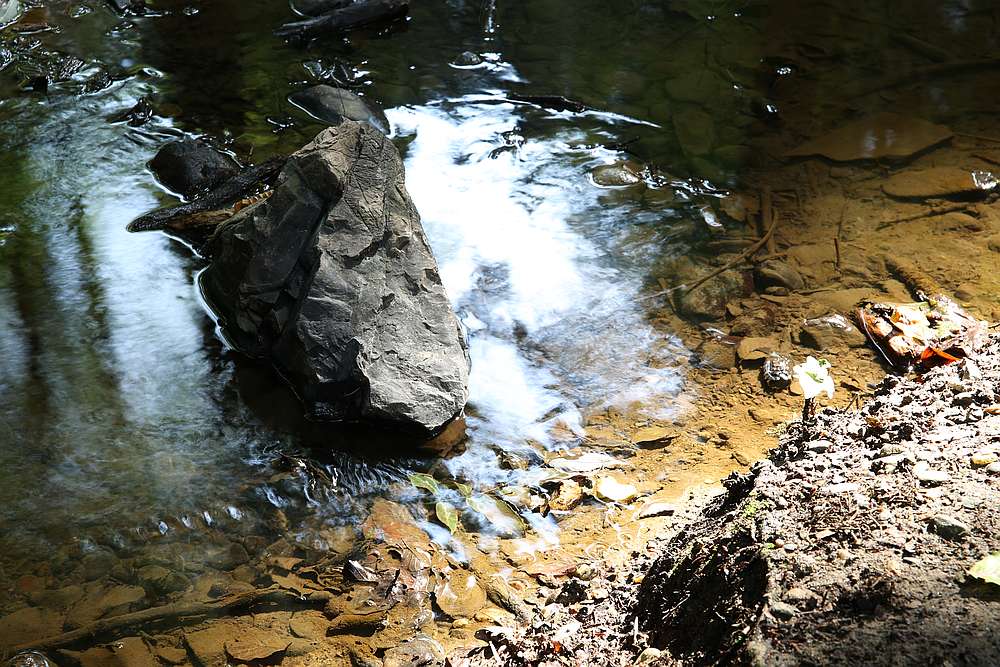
top-left (913, 461), bottom-right (951, 485)
top-left (769, 601), bottom-right (798, 619)
top-left (928, 514), bottom-right (970, 540)
top-left (636, 648), bottom-right (662, 664)
top-left (971, 452), bottom-right (998, 467)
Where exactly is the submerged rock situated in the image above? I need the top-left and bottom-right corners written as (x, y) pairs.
top-left (148, 139), bottom-right (240, 199)
top-left (288, 84), bottom-right (390, 134)
top-left (201, 122), bottom-right (469, 434)
top-left (785, 113), bottom-right (952, 162)
top-left (452, 51), bottom-right (483, 67)
top-left (591, 161), bottom-right (643, 187)
top-left (882, 167), bottom-right (997, 199)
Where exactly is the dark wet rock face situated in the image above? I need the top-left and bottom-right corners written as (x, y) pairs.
top-left (288, 84), bottom-right (390, 135)
top-left (148, 139), bottom-right (240, 199)
top-left (200, 121), bottom-right (470, 435)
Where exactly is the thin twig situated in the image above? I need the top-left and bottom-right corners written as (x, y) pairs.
top-left (645, 212), bottom-right (780, 300)
top-left (762, 186), bottom-right (775, 255)
top-left (14, 587), bottom-right (331, 652)
top-left (876, 203), bottom-right (970, 228)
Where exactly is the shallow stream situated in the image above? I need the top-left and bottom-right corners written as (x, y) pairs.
top-left (2, 0), bottom-right (997, 654)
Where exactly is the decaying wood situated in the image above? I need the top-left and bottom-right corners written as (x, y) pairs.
top-left (972, 152), bottom-right (1000, 167)
top-left (684, 211), bottom-right (779, 295)
top-left (14, 587), bottom-right (332, 652)
top-left (761, 186), bottom-right (775, 255)
top-left (643, 211), bottom-right (780, 302)
top-left (275, 0), bottom-right (409, 39)
top-left (326, 610), bottom-right (389, 635)
top-left (885, 257), bottom-right (943, 298)
top-left (127, 157), bottom-right (285, 233)
top-left (507, 95), bottom-right (591, 113)
top-left (876, 202), bottom-right (970, 228)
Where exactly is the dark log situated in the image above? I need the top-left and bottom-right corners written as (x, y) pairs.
top-left (275, 0), bottom-right (409, 40)
top-left (127, 157), bottom-right (285, 233)
top-left (292, 0), bottom-right (353, 17)
top-left (508, 94), bottom-right (591, 113)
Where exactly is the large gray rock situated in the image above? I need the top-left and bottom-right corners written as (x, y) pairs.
top-left (200, 122), bottom-right (469, 434)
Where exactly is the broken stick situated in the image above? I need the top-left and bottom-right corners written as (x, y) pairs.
top-left (14, 587), bottom-right (331, 652)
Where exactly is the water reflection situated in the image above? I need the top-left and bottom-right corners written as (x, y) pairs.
top-left (0, 0), bottom-right (706, 601)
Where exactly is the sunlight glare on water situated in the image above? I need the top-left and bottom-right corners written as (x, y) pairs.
top-left (390, 95), bottom-right (687, 454)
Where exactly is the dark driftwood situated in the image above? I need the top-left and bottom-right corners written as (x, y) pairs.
top-left (275, 0), bottom-right (410, 39)
top-left (127, 157), bottom-right (285, 233)
top-left (508, 94), bottom-right (590, 113)
top-left (292, 0), bottom-right (353, 17)
top-left (14, 587), bottom-right (331, 652)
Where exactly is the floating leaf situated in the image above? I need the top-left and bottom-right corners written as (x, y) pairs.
top-left (435, 501), bottom-right (459, 533)
top-left (969, 553), bottom-right (1000, 586)
top-left (408, 473), bottom-right (440, 495)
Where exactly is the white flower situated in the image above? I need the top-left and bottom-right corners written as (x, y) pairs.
top-left (793, 356), bottom-right (834, 400)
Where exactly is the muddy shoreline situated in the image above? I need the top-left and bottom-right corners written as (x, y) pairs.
top-left (462, 340), bottom-right (1000, 667)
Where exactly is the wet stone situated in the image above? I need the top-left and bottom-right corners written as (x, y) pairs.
top-left (148, 139), bottom-right (240, 199)
top-left (737, 336), bottom-right (779, 363)
top-left (452, 51), bottom-right (482, 66)
top-left (591, 161), bottom-right (643, 187)
top-left (208, 543), bottom-right (249, 571)
top-left (0, 607), bottom-right (64, 645)
top-left (382, 635), bottom-right (445, 667)
top-left (800, 314), bottom-right (867, 351)
top-left (66, 585), bottom-right (146, 629)
top-left (756, 259), bottom-right (804, 292)
top-left (913, 462), bottom-right (951, 485)
top-left (154, 646), bottom-right (188, 665)
top-left (288, 84), bottom-right (390, 134)
top-left (288, 610), bottom-right (329, 640)
top-left (785, 113), bottom-right (952, 162)
top-left (882, 167), bottom-right (997, 199)
top-left (761, 354), bottom-right (792, 391)
top-left (434, 570), bottom-right (487, 618)
top-left (137, 565), bottom-right (189, 595)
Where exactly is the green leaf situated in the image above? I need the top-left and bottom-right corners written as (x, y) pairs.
top-left (435, 501), bottom-right (459, 533)
top-left (453, 482), bottom-right (473, 498)
top-left (408, 472), bottom-right (440, 495)
top-left (969, 552), bottom-right (1000, 586)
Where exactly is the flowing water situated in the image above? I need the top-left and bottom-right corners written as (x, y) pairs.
top-left (0, 0), bottom-right (713, 572)
top-left (2, 0), bottom-right (997, 651)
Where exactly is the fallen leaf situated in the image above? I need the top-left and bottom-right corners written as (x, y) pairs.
top-left (435, 501), bottom-right (459, 533)
top-left (409, 473), bottom-right (440, 494)
top-left (968, 553), bottom-right (1000, 586)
